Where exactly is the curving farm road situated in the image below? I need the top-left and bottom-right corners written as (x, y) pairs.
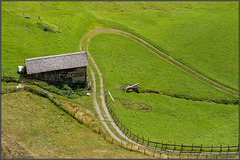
top-left (79, 27), bottom-right (239, 155)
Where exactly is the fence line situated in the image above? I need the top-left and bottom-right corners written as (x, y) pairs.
top-left (1, 76), bottom-right (85, 86)
top-left (104, 89), bottom-right (239, 154)
top-left (2, 76), bottom-right (238, 155)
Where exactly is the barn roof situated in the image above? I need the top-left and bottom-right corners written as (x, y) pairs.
top-left (25, 51), bottom-right (89, 74)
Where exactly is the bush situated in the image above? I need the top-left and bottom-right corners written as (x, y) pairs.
top-left (37, 21), bottom-right (60, 33)
top-left (35, 81), bottom-right (78, 99)
top-left (75, 89), bottom-right (87, 96)
top-left (1, 76), bottom-right (19, 83)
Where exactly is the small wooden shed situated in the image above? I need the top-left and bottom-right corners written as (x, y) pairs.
top-left (25, 51), bottom-right (89, 84)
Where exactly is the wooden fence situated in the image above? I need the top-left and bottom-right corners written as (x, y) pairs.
top-left (2, 76), bottom-right (238, 155)
top-left (104, 89), bottom-right (239, 154)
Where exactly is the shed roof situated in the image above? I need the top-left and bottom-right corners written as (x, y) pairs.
top-left (25, 51), bottom-right (89, 74)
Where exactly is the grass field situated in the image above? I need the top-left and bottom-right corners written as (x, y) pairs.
top-left (1, 86), bottom-right (151, 159)
top-left (2, 2), bottom-right (238, 90)
top-left (88, 33), bottom-right (238, 146)
top-left (88, 33), bottom-right (237, 104)
top-left (1, 1), bottom-right (239, 156)
top-left (1, 1), bottom-right (99, 76)
top-left (110, 93), bottom-right (238, 146)
top-left (83, 1), bottom-right (239, 90)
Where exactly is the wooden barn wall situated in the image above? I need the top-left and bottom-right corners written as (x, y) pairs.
top-left (29, 67), bottom-right (87, 84)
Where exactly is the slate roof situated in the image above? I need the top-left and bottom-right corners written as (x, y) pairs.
top-left (25, 51), bottom-right (89, 74)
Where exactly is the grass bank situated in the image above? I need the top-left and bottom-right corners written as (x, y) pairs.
top-left (1, 87), bottom-right (152, 158)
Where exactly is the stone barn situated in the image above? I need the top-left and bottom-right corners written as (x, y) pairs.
top-left (25, 51), bottom-right (89, 85)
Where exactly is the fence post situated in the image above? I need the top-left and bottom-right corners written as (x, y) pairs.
top-left (200, 144), bottom-right (202, 152)
top-left (220, 145), bottom-right (222, 152)
top-left (174, 142), bottom-right (176, 150)
top-left (191, 144), bottom-right (193, 152)
top-left (211, 144), bottom-right (213, 153)
top-left (147, 138), bottom-right (149, 146)
top-left (228, 145), bottom-right (230, 153)
top-left (142, 137), bottom-right (144, 145)
top-left (162, 141), bottom-right (164, 149)
top-left (155, 143), bottom-right (157, 149)
top-left (181, 143), bottom-right (183, 151)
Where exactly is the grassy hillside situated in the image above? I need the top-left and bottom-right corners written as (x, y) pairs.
top-left (83, 1), bottom-right (239, 90)
top-left (88, 33), bottom-right (239, 146)
top-left (1, 87), bottom-right (151, 159)
top-left (1, 1), bottom-right (238, 155)
top-left (1, 1), bottom-right (98, 76)
top-left (111, 93), bottom-right (238, 146)
top-left (89, 33), bottom-right (237, 104)
top-left (2, 132), bottom-right (36, 159)
top-left (2, 2), bottom-right (238, 90)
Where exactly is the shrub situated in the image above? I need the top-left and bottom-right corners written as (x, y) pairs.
top-left (75, 89), bottom-right (87, 96)
top-left (35, 81), bottom-right (78, 99)
top-left (1, 76), bottom-right (19, 83)
top-left (37, 21), bottom-right (60, 33)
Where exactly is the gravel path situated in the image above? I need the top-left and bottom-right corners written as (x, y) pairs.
top-left (89, 67), bottom-right (122, 141)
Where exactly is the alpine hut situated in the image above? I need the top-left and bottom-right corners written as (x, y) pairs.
top-left (25, 51), bottom-right (89, 85)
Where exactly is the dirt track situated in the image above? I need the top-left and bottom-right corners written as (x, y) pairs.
top-left (79, 27), bottom-right (239, 155)
top-left (80, 27), bottom-right (238, 97)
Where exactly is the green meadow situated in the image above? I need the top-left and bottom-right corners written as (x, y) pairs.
top-left (1, 85), bottom-right (151, 158)
top-left (83, 1), bottom-right (239, 90)
top-left (1, 1), bottom-right (239, 155)
top-left (89, 34), bottom-right (237, 104)
top-left (88, 33), bottom-right (238, 146)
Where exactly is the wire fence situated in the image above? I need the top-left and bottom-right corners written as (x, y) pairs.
top-left (104, 89), bottom-right (239, 154)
